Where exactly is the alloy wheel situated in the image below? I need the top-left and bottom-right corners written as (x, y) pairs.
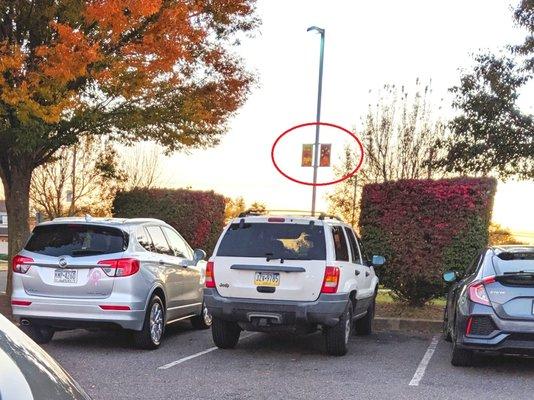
top-left (150, 302), bottom-right (164, 345)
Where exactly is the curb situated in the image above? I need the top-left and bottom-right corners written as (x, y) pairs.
top-left (373, 317), bottom-right (442, 333)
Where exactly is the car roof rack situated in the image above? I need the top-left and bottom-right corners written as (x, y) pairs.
top-left (237, 209), bottom-right (344, 222)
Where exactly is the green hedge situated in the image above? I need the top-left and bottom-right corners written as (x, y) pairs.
top-left (359, 177), bottom-right (496, 306)
top-left (112, 188), bottom-right (226, 255)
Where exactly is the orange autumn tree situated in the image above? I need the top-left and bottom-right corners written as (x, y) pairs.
top-left (0, 0), bottom-right (258, 296)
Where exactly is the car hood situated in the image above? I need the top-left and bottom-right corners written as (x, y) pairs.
top-left (0, 314), bottom-right (91, 400)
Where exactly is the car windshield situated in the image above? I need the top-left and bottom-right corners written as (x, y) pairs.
top-left (217, 222), bottom-right (326, 260)
top-left (25, 224), bottom-right (128, 257)
top-left (493, 252), bottom-right (534, 274)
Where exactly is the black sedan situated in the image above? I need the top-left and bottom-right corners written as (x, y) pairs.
top-left (0, 313), bottom-right (91, 399)
top-left (443, 245), bottom-right (534, 366)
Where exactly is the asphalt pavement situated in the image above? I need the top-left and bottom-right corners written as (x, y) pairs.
top-left (42, 323), bottom-right (534, 400)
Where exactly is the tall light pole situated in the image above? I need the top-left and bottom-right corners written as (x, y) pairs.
top-left (307, 26), bottom-right (325, 216)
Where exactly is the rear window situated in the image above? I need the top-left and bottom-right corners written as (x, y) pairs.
top-left (217, 223), bottom-right (326, 260)
top-left (494, 252), bottom-right (534, 274)
top-left (25, 224), bottom-right (128, 257)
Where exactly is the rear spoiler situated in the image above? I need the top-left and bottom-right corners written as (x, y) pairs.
top-left (497, 251), bottom-right (534, 261)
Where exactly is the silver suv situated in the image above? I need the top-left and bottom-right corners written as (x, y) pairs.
top-left (11, 217), bottom-right (212, 349)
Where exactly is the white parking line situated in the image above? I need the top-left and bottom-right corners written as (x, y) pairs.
top-left (157, 333), bottom-right (257, 370)
top-left (409, 335), bottom-right (440, 386)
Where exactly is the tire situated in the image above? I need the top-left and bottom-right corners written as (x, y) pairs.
top-left (191, 303), bottom-right (212, 330)
top-left (443, 309), bottom-right (452, 342)
top-left (354, 297), bottom-right (375, 336)
top-left (450, 341), bottom-right (474, 367)
top-left (211, 317), bottom-right (241, 349)
top-left (20, 322), bottom-right (55, 344)
top-left (133, 295), bottom-right (165, 350)
top-left (325, 303), bottom-right (352, 356)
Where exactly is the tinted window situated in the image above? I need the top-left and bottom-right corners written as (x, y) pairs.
top-left (356, 235), bottom-right (369, 265)
top-left (163, 227), bottom-right (192, 259)
top-left (465, 253), bottom-right (483, 276)
top-left (344, 227), bottom-right (362, 264)
top-left (493, 252), bottom-right (534, 274)
top-left (332, 226), bottom-right (349, 262)
top-left (25, 224), bottom-right (127, 257)
top-left (146, 226), bottom-right (172, 255)
top-left (136, 226), bottom-right (153, 252)
top-left (217, 223), bottom-right (326, 260)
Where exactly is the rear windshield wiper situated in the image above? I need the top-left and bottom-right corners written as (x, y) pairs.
top-left (265, 253), bottom-right (284, 263)
top-left (502, 270), bottom-right (534, 276)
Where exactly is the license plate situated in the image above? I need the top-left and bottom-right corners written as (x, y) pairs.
top-left (54, 269), bottom-right (78, 284)
top-left (254, 272), bottom-right (280, 287)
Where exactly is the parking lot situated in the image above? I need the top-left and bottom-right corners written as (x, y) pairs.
top-left (41, 323), bottom-right (534, 400)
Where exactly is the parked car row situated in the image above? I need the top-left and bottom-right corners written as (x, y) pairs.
top-left (7, 211), bottom-right (534, 365)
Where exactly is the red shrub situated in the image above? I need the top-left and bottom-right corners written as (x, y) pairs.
top-left (359, 177), bottom-right (496, 306)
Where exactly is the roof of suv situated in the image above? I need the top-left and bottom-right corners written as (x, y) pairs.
top-left (39, 216), bottom-right (165, 227)
top-left (230, 212), bottom-right (349, 227)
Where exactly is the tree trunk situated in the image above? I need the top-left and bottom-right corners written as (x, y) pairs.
top-left (1, 165), bottom-right (32, 300)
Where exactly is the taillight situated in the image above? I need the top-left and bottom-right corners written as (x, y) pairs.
top-left (468, 276), bottom-right (495, 306)
top-left (97, 258), bottom-right (140, 277)
top-left (12, 255), bottom-right (33, 274)
top-left (268, 217), bottom-right (285, 222)
top-left (205, 261), bottom-right (215, 288)
top-left (321, 266), bottom-right (340, 294)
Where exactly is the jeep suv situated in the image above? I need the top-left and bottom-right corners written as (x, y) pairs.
top-left (204, 213), bottom-right (385, 355)
top-left (11, 217), bottom-right (212, 349)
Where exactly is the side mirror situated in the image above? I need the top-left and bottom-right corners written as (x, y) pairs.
top-left (193, 249), bottom-right (207, 265)
top-left (443, 270), bottom-right (458, 283)
top-left (371, 255), bottom-right (385, 267)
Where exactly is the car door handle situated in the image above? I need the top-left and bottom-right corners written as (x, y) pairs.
top-left (355, 270), bottom-right (360, 276)
top-left (158, 259), bottom-right (165, 266)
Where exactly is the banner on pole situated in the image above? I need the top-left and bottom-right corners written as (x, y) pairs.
top-left (320, 144), bottom-right (331, 167)
top-left (301, 144), bottom-right (313, 167)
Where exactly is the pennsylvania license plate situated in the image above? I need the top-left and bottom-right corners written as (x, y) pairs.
top-left (254, 272), bottom-right (280, 287)
top-left (54, 269), bottom-right (78, 284)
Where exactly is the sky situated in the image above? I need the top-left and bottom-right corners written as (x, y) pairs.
top-left (158, 0), bottom-right (533, 236)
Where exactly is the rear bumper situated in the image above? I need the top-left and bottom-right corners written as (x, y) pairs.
top-left (458, 311), bottom-right (534, 355)
top-left (11, 294), bottom-right (146, 331)
top-left (203, 288), bottom-right (349, 328)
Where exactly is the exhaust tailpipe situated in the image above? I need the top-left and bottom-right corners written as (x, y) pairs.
top-left (20, 319), bottom-right (31, 326)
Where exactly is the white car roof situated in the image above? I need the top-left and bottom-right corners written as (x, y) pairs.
top-left (229, 214), bottom-right (350, 227)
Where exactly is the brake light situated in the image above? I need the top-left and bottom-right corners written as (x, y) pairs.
top-left (321, 266), bottom-right (340, 294)
top-left (11, 300), bottom-right (32, 306)
top-left (268, 217), bottom-right (285, 223)
top-left (99, 305), bottom-right (131, 311)
top-left (468, 276), bottom-right (495, 306)
top-left (97, 258), bottom-right (140, 277)
top-left (205, 261), bottom-right (215, 288)
top-left (12, 255), bottom-right (33, 274)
